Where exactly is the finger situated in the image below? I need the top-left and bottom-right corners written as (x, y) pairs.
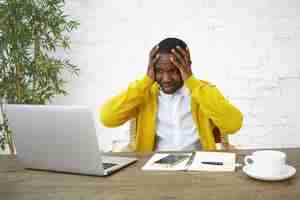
top-left (176, 46), bottom-right (188, 63)
top-left (171, 49), bottom-right (185, 65)
top-left (150, 45), bottom-right (159, 55)
top-left (150, 45), bottom-right (159, 59)
top-left (150, 53), bottom-right (160, 66)
top-left (170, 56), bottom-right (181, 70)
top-left (186, 47), bottom-right (191, 62)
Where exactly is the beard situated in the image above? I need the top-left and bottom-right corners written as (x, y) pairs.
top-left (158, 81), bottom-right (183, 94)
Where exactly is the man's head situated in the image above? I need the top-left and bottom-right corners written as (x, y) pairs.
top-left (155, 38), bottom-right (188, 94)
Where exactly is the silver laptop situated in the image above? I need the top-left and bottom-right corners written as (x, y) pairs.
top-left (5, 104), bottom-right (137, 176)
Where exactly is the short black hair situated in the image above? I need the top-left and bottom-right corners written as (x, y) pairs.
top-left (158, 38), bottom-right (188, 54)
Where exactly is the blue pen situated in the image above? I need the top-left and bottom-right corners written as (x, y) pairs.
top-left (201, 161), bottom-right (223, 165)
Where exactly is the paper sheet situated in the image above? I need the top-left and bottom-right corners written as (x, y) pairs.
top-left (188, 151), bottom-right (236, 172)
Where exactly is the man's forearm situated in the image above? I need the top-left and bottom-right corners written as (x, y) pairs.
top-left (100, 75), bottom-right (154, 127)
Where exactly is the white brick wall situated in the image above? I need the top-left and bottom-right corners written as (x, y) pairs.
top-left (52, 0), bottom-right (300, 151)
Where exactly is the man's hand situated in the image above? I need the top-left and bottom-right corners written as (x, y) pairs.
top-left (147, 45), bottom-right (160, 81)
top-left (170, 46), bottom-right (193, 81)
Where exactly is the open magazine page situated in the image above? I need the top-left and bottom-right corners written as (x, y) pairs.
top-left (141, 153), bottom-right (192, 171)
top-left (142, 152), bottom-right (236, 172)
top-left (188, 152), bottom-right (236, 172)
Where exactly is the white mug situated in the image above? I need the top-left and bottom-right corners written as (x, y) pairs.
top-left (244, 150), bottom-right (287, 176)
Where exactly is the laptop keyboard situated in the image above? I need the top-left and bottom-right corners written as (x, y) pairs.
top-left (102, 162), bottom-right (117, 170)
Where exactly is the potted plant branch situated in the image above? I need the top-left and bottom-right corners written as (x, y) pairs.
top-left (0, 0), bottom-right (80, 154)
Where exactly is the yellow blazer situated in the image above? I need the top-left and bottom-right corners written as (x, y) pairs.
top-left (100, 75), bottom-right (243, 152)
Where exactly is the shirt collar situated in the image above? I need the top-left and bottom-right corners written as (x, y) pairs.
top-left (159, 86), bottom-right (190, 98)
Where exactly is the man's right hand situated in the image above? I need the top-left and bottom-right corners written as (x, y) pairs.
top-left (147, 45), bottom-right (160, 81)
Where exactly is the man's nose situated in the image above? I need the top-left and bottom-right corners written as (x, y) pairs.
top-left (162, 72), bottom-right (172, 82)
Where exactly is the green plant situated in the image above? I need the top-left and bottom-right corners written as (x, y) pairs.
top-left (0, 0), bottom-right (80, 153)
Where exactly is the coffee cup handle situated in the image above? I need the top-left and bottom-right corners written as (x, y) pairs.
top-left (244, 155), bottom-right (253, 165)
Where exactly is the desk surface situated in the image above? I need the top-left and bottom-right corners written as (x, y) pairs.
top-left (1, 149), bottom-right (300, 200)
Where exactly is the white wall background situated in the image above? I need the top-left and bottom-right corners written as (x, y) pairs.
top-left (53, 0), bottom-right (300, 152)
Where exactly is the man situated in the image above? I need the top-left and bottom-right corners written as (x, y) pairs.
top-left (100, 38), bottom-right (243, 152)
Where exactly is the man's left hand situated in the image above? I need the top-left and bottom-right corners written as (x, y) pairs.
top-left (170, 46), bottom-right (193, 81)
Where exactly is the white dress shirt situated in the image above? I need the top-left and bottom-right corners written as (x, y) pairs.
top-left (155, 87), bottom-right (201, 151)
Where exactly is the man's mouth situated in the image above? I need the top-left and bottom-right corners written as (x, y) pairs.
top-left (162, 84), bottom-right (174, 89)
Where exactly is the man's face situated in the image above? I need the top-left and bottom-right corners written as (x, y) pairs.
top-left (155, 53), bottom-right (183, 94)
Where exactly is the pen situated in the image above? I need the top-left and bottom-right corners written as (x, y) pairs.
top-left (201, 161), bottom-right (223, 165)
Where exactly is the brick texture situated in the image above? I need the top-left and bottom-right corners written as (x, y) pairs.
top-left (52, 0), bottom-right (300, 151)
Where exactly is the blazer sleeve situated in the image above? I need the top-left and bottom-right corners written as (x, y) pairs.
top-left (184, 75), bottom-right (243, 134)
top-left (100, 75), bottom-right (154, 127)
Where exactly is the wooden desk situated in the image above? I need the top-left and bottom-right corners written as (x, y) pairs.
top-left (1, 149), bottom-right (299, 200)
